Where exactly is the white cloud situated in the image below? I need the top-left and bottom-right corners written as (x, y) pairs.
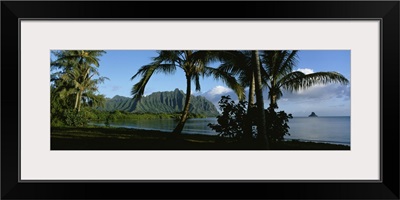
top-left (313, 84), bottom-right (347, 99)
top-left (295, 68), bottom-right (314, 74)
top-left (276, 84), bottom-right (350, 116)
top-left (265, 73), bottom-right (351, 116)
top-left (283, 83), bottom-right (350, 101)
top-left (201, 86), bottom-right (238, 110)
top-left (286, 68), bottom-right (350, 101)
top-left (207, 85), bottom-right (233, 96)
top-left (200, 78), bottom-right (350, 116)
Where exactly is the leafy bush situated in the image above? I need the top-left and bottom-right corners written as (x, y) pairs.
top-left (81, 108), bottom-right (99, 121)
top-left (265, 108), bottom-right (293, 142)
top-left (207, 96), bottom-right (250, 139)
top-left (63, 110), bottom-right (88, 127)
top-left (208, 96), bottom-right (293, 144)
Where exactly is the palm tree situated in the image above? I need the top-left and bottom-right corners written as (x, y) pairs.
top-left (252, 50), bottom-right (269, 149)
top-left (213, 51), bottom-right (268, 147)
top-left (218, 50), bottom-right (348, 148)
top-left (260, 50), bottom-right (349, 109)
top-left (218, 51), bottom-right (256, 106)
top-left (51, 50), bottom-right (107, 112)
top-left (131, 50), bottom-right (245, 134)
top-left (217, 51), bottom-right (266, 143)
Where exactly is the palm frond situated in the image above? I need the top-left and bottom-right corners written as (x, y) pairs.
top-left (205, 67), bottom-right (245, 100)
top-left (277, 71), bottom-right (305, 88)
top-left (279, 50), bottom-right (299, 75)
top-left (96, 76), bottom-right (110, 84)
top-left (156, 64), bottom-right (177, 75)
top-left (217, 51), bottom-right (254, 88)
top-left (190, 50), bottom-right (237, 64)
top-left (157, 50), bottom-right (183, 64)
top-left (131, 64), bottom-right (158, 100)
top-left (131, 63), bottom-right (158, 80)
top-left (131, 60), bottom-right (177, 100)
top-left (282, 71), bottom-right (349, 92)
top-left (261, 50), bottom-right (296, 81)
top-left (81, 91), bottom-right (106, 108)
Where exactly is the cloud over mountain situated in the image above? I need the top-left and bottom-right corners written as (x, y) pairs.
top-left (200, 86), bottom-right (239, 108)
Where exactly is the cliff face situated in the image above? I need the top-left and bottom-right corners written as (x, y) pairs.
top-left (101, 89), bottom-right (219, 117)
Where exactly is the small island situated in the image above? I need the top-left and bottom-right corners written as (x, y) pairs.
top-left (309, 112), bottom-right (318, 117)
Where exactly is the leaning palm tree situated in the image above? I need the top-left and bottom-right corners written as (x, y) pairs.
top-left (261, 50), bottom-right (349, 109)
top-left (131, 50), bottom-right (245, 134)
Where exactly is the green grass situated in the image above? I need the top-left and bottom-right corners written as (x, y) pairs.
top-left (51, 126), bottom-right (350, 150)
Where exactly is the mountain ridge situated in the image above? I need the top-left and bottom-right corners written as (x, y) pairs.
top-left (101, 89), bottom-right (219, 117)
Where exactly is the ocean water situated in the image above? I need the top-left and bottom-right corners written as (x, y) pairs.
top-left (284, 116), bottom-right (350, 145)
top-left (92, 116), bottom-right (350, 145)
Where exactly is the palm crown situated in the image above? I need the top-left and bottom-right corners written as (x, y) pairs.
top-left (261, 50), bottom-right (349, 109)
top-left (51, 50), bottom-right (108, 112)
top-left (218, 50), bottom-right (349, 109)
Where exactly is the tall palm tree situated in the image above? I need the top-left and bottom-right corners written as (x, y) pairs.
top-left (218, 51), bottom-right (267, 143)
top-left (252, 50), bottom-right (269, 149)
top-left (51, 50), bottom-right (107, 112)
top-left (261, 50), bottom-right (349, 109)
top-left (131, 50), bottom-right (245, 134)
top-left (218, 51), bottom-right (256, 105)
top-left (218, 51), bottom-right (266, 109)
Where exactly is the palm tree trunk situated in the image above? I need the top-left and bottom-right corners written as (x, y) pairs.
top-left (76, 68), bottom-right (90, 113)
top-left (74, 91), bottom-right (80, 111)
top-left (253, 50), bottom-right (269, 149)
top-left (244, 72), bottom-right (256, 141)
top-left (172, 75), bottom-right (192, 134)
top-left (77, 90), bottom-right (83, 112)
top-left (270, 94), bottom-right (277, 109)
top-left (248, 73), bottom-right (256, 105)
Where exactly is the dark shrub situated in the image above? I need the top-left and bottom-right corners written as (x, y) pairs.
top-left (265, 108), bottom-right (293, 142)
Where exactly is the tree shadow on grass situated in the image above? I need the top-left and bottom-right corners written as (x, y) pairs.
top-left (51, 127), bottom-right (349, 150)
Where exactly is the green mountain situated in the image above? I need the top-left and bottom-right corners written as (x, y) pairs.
top-left (101, 89), bottom-right (219, 117)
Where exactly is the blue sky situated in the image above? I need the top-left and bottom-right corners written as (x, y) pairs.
top-left (55, 50), bottom-right (351, 117)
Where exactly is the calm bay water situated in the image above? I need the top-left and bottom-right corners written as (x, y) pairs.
top-left (284, 117), bottom-right (350, 145)
top-left (92, 116), bottom-right (350, 145)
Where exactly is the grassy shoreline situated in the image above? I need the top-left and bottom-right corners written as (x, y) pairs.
top-left (51, 126), bottom-right (350, 150)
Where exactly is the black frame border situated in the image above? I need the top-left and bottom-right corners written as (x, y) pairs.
top-left (2, 1), bottom-right (399, 199)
